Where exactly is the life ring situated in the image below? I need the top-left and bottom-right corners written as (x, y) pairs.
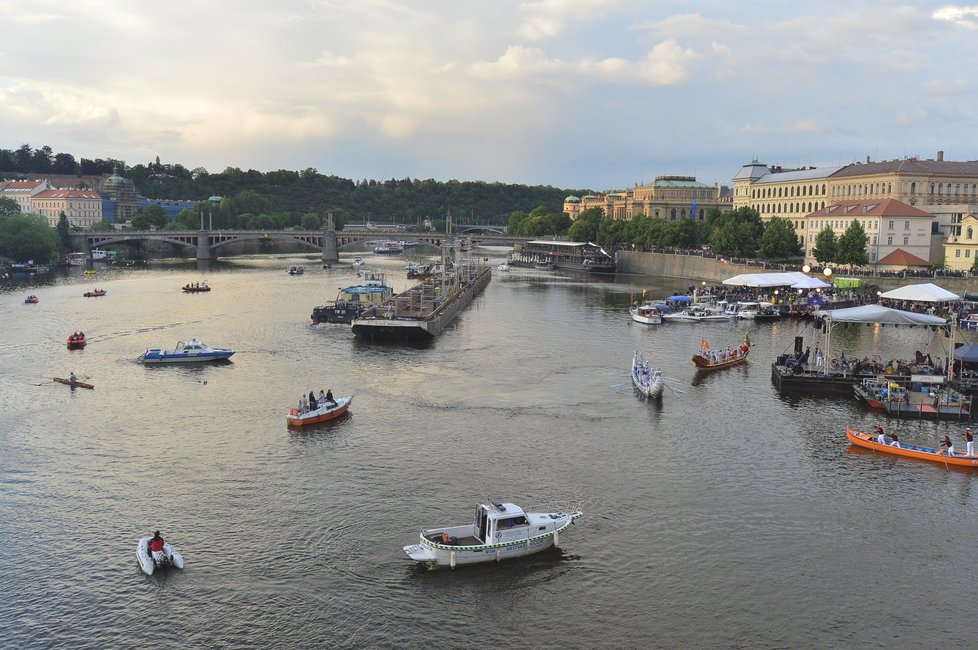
top-left (289, 408), bottom-right (299, 416)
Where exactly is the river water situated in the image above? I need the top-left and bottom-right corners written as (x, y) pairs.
top-left (2, 252), bottom-right (977, 648)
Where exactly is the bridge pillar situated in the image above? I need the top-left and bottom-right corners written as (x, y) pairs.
top-left (322, 229), bottom-right (339, 264)
top-left (196, 230), bottom-right (213, 261)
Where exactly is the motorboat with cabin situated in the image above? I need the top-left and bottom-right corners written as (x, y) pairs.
top-left (403, 500), bottom-right (583, 569)
top-left (630, 302), bottom-right (663, 325)
top-left (373, 241), bottom-right (405, 255)
top-left (137, 338), bottom-right (235, 364)
top-left (662, 306), bottom-right (730, 322)
top-left (136, 536), bottom-right (184, 576)
top-left (311, 272), bottom-right (393, 324)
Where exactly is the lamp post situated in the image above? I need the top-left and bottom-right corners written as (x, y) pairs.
top-left (876, 290), bottom-right (882, 304)
top-left (208, 196), bottom-right (221, 230)
top-left (803, 264), bottom-right (811, 276)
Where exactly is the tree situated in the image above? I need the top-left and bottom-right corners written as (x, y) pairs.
top-left (131, 204), bottom-right (168, 230)
top-left (0, 196), bottom-right (20, 217)
top-left (759, 217), bottom-right (801, 259)
top-left (811, 227), bottom-right (836, 264)
top-left (836, 220), bottom-right (869, 267)
top-left (0, 213), bottom-right (59, 263)
top-left (300, 212), bottom-right (322, 229)
top-left (57, 213), bottom-right (72, 253)
top-left (707, 207), bottom-right (763, 257)
top-left (568, 207), bottom-right (603, 242)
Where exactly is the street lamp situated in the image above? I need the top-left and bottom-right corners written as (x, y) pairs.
top-left (803, 264), bottom-right (811, 275)
top-left (208, 196), bottom-right (221, 230)
top-left (823, 267), bottom-right (833, 278)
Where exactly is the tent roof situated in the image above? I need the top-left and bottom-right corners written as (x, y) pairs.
top-left (790, 276), bottom-right (831, 289)
top-left (954, 342), bottom-right (978, 362)
top-left (879, 283), bottom-right (961, 302)
top-left (665, 295), bottom-right (692, 302)
top-left (815, 304), bottom-right (947, 325)
top-left (722, 271), bottom-right (820, 288)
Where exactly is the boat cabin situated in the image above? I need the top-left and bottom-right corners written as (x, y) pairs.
top-left (175, 339), bottom-right (209, 353)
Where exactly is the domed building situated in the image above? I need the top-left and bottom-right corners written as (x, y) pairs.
top-left (100, 170), bottom-right (139, 223)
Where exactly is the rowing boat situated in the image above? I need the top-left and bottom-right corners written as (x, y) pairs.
top-left (54, 377), bottom-right (95, 389)
top-left (846, 426), bottom-right (978, 468)
top-left (692, 333), bottom-right (752, 370)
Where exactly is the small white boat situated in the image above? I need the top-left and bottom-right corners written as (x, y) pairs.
top-left (137, 338), bottom-right (235, 364)
top-left (496, 263), bottom-right (510, 271)
top-left (352, 256), bottom-right (365, 267)
top-left (629, 302), bottom-right (663, 325)
top-left (287, 396), bottom-right (353, 427)
top-left (403, 500), bottom-right (582, 569)
top-left (661, 306), bottom-right (731, 322)
top-left (288, 265), bottom-right (304, 275)
top-left (136, 536), bottom-right (184, 576)
top-left (631, 352), bottom-right (664, 398)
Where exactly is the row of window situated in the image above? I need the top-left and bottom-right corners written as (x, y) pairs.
top-left (753, 201), bottom-right (827, 214)
top-left (752, 184), bottom-right (826, 199)
top-left (750, 180), bottom-right (978, 201)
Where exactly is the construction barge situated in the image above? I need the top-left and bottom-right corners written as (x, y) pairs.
top-left (352, 239), bottom-right (491, 342)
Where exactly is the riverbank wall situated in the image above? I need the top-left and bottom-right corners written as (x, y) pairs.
top-left (616, 251), bottom-right (978, 294)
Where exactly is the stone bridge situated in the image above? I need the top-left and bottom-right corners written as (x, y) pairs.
top-left (68, 229), bottom-right (534, 262)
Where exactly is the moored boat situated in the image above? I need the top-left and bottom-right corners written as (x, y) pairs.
top-left (311, 272), bottom-right (393, 324)
top-left (631, 352), bottom-right (664, 398)
top-left (402, 500), bottom-right (583, 569)
top-left (137, 338), bottom-right (235, 364)
top-left (83, 289), bottom-right (106, 298)
top-left (663, 306), bottom-right (730, 322)
top-left (846, 426), bottom-right (978, 468)
top-left (692, 334), bottom-right (751, 369)
top-left (67, 332), bottom-right (87, 349)
top-left (287, 396), bottom-right (352, 427)
top-left (136, 536), bottom-right (185, 576)
top-left (496, 263), bottom-right (510, 271)
top-left (629, 302), bottom-right (663, 325)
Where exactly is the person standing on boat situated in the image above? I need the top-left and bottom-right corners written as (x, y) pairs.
top-left (309, 391), bottom-right (318, 411)
top-left (318, 389), bottom-right (326, 406)
top-left (940, 434), bottom-right (955, 455)
top-left (874, 423), bottom-right (887, 445)
top-left (69, 371), bottom-right (77, 384)
top-left (889, 432), bottom-right (900, 448)
top-left (964, 428), bottom-right (975, 456)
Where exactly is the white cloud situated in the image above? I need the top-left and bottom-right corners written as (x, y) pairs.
top-left (517, 0), bottom-right (620, 40)
top-left (636, 39), bottom-right (699, 86)
top-left (933, 4), bottom-right (978, 28)
top-left (471, 46), bottom-right (566, 80)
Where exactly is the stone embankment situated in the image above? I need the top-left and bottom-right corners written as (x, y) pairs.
top-left (616, 251), bottom-right (978, 294)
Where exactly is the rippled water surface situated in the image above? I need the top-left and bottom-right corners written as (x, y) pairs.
top-left (3, 255), bottom-right (978, 648)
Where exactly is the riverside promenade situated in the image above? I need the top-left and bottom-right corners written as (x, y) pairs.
top-left (616, 250), bottom-right (978, 294)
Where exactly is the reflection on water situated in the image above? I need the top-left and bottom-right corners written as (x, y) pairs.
top-left (3, 256), bottom-right (978, 647)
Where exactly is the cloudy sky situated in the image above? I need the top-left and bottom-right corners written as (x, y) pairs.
top-left (2, 1), bottom-right (978, 191)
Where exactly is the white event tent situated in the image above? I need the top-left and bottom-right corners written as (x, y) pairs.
top-left (879, 282), bottom-right (961, 302)
top-left (722, 271), bottom-right (826, 288)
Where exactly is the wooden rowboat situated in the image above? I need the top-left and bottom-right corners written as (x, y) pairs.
top-left (846, 426), bottom-right (978, 468)
top-left (54, 377), bottom-right (95, 389)
top-left (692, 334), bottom-right (752, 370)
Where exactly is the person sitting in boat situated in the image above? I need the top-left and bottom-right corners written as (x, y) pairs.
top-left (309, 391), bottom-right (318, 411)
top-left (440, 532), bottom-right (457, 546)
top-left (325, 389), bottom-right (336, 407)
top-left (69, 371), bottom-right (77, 383)
top-left (149, 531), bottom-right (165, 562)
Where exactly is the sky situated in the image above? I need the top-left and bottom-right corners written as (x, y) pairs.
top-left (2, 1), bottom-right (978, 192)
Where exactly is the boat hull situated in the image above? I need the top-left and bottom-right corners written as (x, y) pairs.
top-left (847, 427), bottom-right (978, 467)
top-left (287, 397), bottom-right (352, 427)
top-left (403, 511), bottom-right (582, 568)
top-left (54, 377), bottom-right (94, 389)
top-left (139, 351), bottom-right (234, 363)
top-left (312, 304), bottom-right (369, 325)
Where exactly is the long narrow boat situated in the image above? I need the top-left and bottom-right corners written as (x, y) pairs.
top-left (54, 377), bottom-right (95, 389)
top-left (287, 396), bottom-right (352, 426)
top-left (631, 352), bottom-right (664, 398)
top-left (846, 426), bottom-right (978, 468)
top-left (692, 334), bottom-right (751, 370)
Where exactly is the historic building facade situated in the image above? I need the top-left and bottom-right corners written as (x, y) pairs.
top-left (803, 199), bottom-right (933, 266)
top-left (943, 213), bottom-right (978, 271)
top-left (32, 188), bottom-right (103, 227)
top-left (0, 179), bottom-right (52, 213)
top-left (564, 176), bottom-right (730, 221)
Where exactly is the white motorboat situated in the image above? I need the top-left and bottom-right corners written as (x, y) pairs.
top-left (629, 302), bottom-right (663, 325)
top-left (287, 265), bottom-right (305, 275)
top-left (352, 256), bottom-right (365, 267)
top-left (136, 536), bottom-right (184, 576)
top-left (661, 306), bottom-right (731, 322)
top-left (137, 338), bottom-right (235, 364)
top-left (496, 263), bottom-right (510, 271)
top-left (631, 352), bottom-right (664, 398)
top-left (403, 500), bottom-right (582, 569)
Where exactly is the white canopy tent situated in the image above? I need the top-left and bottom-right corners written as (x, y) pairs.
top-left (879, 282), bottom-right (961, 302)
top-left (790, 276), bottom-right (831, 289)
top-left (722, 271), bottom-right (818, 288)
top-left (813, 305), bottom-right (952, 378)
